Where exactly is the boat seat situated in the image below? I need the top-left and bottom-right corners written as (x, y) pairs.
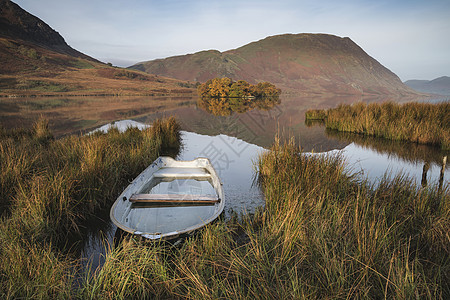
top-left (129, 193), bottom-right (220, 203)
top-left (153, 167), bottom-right (211, 179)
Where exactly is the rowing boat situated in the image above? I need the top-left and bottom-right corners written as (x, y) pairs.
top-left (110, 156), bottom-right (225, 240)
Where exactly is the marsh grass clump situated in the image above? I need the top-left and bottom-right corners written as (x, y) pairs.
top-left (149, 116), bottom-right (182, 150)
top-left (0, 117), bottom-right (182, 298)
top-left (1, 118), bottom-right (448, 298)
top-left (81, 239), bottom-right (174, 299)
top-left (82, 139), bottom-right (448, 299)
top-left (305, 108), bottom-right (327, 120)
top-left (0, 228), bottom-right (74, 299)
top-left (0, 117), bottom-right (181, 243)
top-left (254, 140), bottom-right (449, 298)
top-left (305, 101), bottom-right (450, 150)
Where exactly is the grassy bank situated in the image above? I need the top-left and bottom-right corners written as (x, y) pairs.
top-left (83, 140), bottom-right (448, 299)
top-left (0, 117), bottom-right (181, 298)
top-left (1, 122), bottom-right (448, 298)
top-left (305, 101), bottom-right (450, 150)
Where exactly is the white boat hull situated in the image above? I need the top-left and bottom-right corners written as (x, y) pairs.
top-left (110, 157), bottom-right (225, 240)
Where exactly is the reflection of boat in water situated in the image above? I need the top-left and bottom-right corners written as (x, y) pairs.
top-left (110, 157), bottom-right (224, 240)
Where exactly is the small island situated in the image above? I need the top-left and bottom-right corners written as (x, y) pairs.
top-left (197, 77), bottom-right (281, 98)
top-left (197, 78), bottom-right (281, 116)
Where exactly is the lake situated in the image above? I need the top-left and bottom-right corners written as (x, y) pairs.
top-left (0, 94), bottom-right (448, 270)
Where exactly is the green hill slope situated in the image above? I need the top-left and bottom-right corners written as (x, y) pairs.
top-left (131, 33), bottom-right (419, 96)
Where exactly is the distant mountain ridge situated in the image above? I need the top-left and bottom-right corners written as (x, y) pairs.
top-left (0, 0), bottom-right (195, 96)
top-left (404, 76), bottom-right (450, 96)
top-left (130, 33), bottom-right (418, 96)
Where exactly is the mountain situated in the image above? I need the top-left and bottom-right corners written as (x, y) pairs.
top-left (0, 0), bottom-right (195, 96)
top-left (0, 0), bottom-right (95, 62)
top-left (130, 33), bottom-right (417, 96)
top-left (404, 76), bottom-right (450, 96)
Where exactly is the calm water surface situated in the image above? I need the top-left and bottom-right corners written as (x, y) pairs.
top-left (82, 117), bottom-right (448, 271)
top-left (1, 94), bottom-right (448, 270)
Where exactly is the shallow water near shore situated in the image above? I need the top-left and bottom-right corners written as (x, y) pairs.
top-left (80, 116), bottom-right (448, 272)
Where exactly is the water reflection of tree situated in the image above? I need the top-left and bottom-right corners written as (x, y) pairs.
top-left (198, 96), bottom-right (281, 116)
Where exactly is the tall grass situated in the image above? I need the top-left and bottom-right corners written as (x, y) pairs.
top-left (1, 118), bottom-right (448, 298)
top-left (0, 229), bottom-right (74, 299)
top-left (149, 116), bottom-right (182, 150)
top-left (305, 101), bottom-right (450, 150)
top-left (81, 139), bottom-right (449, 299)
top-left (0, 117), bottom-right (181, 299)
top-left (81, 239), bottom-right (174, 299)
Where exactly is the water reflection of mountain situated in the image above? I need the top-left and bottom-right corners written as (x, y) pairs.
top-left (0, 93), bottom-right (430, 152)
top-left (142, 93), bottom-right (422, 152)
top-left (140, 94), bottom-right (375, 152)
top-left (0, 96), bottom-right (197, 137)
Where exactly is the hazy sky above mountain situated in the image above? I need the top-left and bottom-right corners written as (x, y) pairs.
top-left (13, 0), bottom-right (450, 81)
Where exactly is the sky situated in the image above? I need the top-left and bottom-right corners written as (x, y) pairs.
top-left (12, 0), bottom-right (450, 81)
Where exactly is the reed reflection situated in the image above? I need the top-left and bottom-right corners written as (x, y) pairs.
top-left (325, 129), bottom-right (449, 188)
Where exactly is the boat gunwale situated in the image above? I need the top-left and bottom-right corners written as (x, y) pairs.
top-left (110, 156), bottom-right (225, 240)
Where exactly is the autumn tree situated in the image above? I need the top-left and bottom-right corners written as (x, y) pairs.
top-left (229, 80), bottom-right (251, 98)
top-left (208, 78), bottom-right (232, 97)
top-left (197, 78), bottom-right (281, 116)
top-left (197, 79), bottom-right (213, 98)
top-left (250, 82), bottom-right (281, 97)
top-left (197, 77), bottom-right (281, 99)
